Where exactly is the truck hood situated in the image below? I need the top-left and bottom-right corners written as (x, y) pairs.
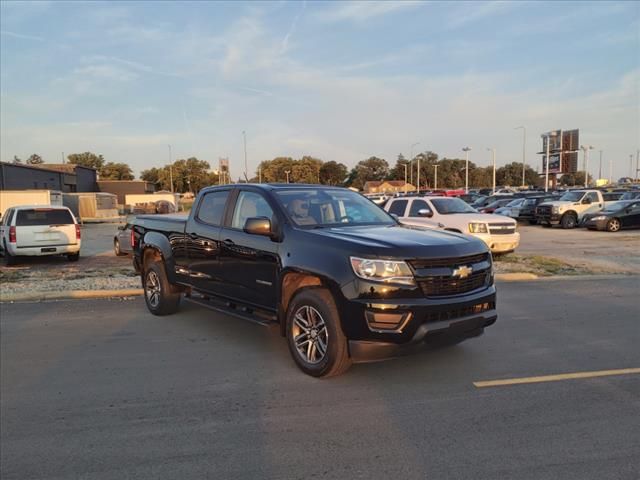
top-left (306, 224), bottom-right (488, 259)
top-left (539, 201), bottom-right (574, 208)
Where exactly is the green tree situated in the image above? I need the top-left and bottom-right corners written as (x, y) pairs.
top-left (26, 154), bottom-right (44, 165)
top-left (67, 152), bottom-right (105, 170)
top-left (256, 157), bottom-right (296, 183)
top-left (351, 156), bottom-right (389, 190)
top-left (100, 162), bottom-right (134, 180)
top-left (559, 172), bottom-right (592, 186)
top-left (495, 162), bottom-right (539, 187)
top-left (292, 156), bottom-right (323, 183)
top-left (319, 161), bottom-right (348, 185)
top-left (387, 153), bottom-right (409, 181)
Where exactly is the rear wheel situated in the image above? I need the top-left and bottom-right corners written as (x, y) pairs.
top-left (143, 261), bottom-right (181, 315)
top-left (114, 238), bottom-right (125, 256)
top-left (3, 241), bottom-right (17, 266)
top-left (67, 252), bottom-right (80, 262)
top-left (606, 218), bottom-right (621, 232)
top-left (286, 288), bottom-right (351, 378)
top-left (561, 213), bottom-right (577, 229)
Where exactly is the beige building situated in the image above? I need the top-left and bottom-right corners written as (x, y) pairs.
top-left (363, 180), bottom-right (416, 194)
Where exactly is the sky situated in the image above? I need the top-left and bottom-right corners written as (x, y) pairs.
top-left (1, 0), bottom-right (638, 181)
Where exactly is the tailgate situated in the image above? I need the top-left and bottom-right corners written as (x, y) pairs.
top-left (15, 209), bottom-right (78, 246)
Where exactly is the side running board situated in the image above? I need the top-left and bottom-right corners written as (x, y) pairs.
top-left (184, 293), bottom-right (277, 327)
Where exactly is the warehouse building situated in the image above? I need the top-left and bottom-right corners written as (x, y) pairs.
top-left (0, 162), bottom-right (97, 192)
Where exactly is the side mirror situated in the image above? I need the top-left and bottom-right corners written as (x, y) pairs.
top-left (390, 213), bottom-right (399, 221)
top-left (418, 209), bottom-right (433, 218)
top-left (582, 198), bottom-right (592, 205)
top-left (244, 217), bottom-right (273, 237)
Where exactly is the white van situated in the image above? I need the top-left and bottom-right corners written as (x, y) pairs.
top-left (0, 205), bottom-right (81, 265)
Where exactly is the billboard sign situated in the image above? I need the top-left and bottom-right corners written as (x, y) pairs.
top-left (542, 154), bottom-right (562, 174)
top-left (542, 130), bottom-right (563, 152)
top-left (562, 129), bottom-right (579, 152)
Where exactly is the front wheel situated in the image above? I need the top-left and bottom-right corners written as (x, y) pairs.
top-left (606, 218), bottom-right (621, 232)
top-left (143, 261), bottom-right (181, 315)
top-left (561, 213), bottom-right (577, 229)
top-left (286, 288), bottom-right (351, 378)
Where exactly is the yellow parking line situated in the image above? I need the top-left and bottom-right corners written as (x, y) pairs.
top-left (473, 368), bottom-right (640, 388)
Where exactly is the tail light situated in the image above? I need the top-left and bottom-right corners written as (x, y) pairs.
top-left (75, 224), bottom-right (81, 240)
top-left (9, 226), bottom-right (16, 243)
top-left (130, 228), bottom-right (136, 248)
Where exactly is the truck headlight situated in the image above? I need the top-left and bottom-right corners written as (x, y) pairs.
top-left (350, 257), bottom-right (415, 286)
top-left (468, 222), bottom-right (488, 233)
top-left (552, 206), bottom-right (560, 214)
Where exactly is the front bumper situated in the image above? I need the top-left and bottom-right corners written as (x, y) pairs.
top-left (584, 219), bottom-right (608, 230)
top-left (473, 232), bottom-right (520, 253)
top-left (536, 213), bottom-right (561, 224)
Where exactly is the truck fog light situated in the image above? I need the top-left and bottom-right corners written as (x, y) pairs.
top-left (365, 311), bottom-right (412, 333)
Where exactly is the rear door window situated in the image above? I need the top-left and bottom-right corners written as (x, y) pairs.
top-left (16, 209), bottom-right (74, 226)
top-left (197, 190), bottom-right (230, 225)
top-left (388, 199), bottom-right (408, 216)
top-left (408, 200), bottom-right (431, 217)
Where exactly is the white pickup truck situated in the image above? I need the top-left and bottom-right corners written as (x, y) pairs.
top-left (385, 196), bottom-right (520, 253)
top-left (535, 190), bottom-right (606, 229)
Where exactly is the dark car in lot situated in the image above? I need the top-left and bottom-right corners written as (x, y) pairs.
top-left (581, 200), bottom-right (640, 232)
top-left (517, 196), bottom-right (556, 224)
top-left (114, 223), bottom-right (134, 256)
top-left (131, 184), bottom-right (497, 377)
top-left (479, 199), bottom-right (512, 213)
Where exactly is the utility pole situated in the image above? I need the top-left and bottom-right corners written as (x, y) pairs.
top-left (609, 156), bottom-right (613, 185)
top-left (636, 149), bottom-right (639, 182)
top-left (630, 154), bottom-right (634, 179)
top-left (462, 147), bottom-right (471, 193)
top-left (168, 144), bottom-right (174, 193)
top-left (259, 167), bottom-right (262, 184)
top-left (542, 131), bottom-right (557, 193)
top-left (598, 150), bottom-right (603, 180)
top-left (284, 170), bottom-right (290, 183)
top-left (515, 126), bottom-right (526, 188)
top-left (242, 131), bottom-right (248, 182)
top-left (433, 164), bottom-right (439, 190)
top-left (61, 152), bottom-right (65, 164)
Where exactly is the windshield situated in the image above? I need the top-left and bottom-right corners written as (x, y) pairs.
top-left (621, 192), bottom-right (639, 200)
top-left (604, 201), bottom-right (633, 211)
top-left (506, 198), bottom-right (524, 207)
top-left (275, 188), bottom-right (395, 227)
top-left (559, 191), bottom-right (585, 202)
top-left (431, 198), bottom-right (477, 214)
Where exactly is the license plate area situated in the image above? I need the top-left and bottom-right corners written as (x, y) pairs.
top-left (41, 247), bottom-right (56, 253)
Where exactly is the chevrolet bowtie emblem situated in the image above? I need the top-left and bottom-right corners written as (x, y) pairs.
top-left (452, 265), bottom-right (473, 279)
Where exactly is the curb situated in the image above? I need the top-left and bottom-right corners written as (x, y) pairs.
top-left (0, 289), bottom-right (143, 303)
top-left (495, 272), bottom-right (539, 281)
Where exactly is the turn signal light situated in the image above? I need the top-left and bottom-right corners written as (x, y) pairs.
top-left (9, 226), bottom-right (16, 243)
top-left (75, 224), bottom-right (81, 240)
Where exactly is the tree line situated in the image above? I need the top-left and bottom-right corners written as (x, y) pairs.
top-left (9, 150), bottom-right (550, 193)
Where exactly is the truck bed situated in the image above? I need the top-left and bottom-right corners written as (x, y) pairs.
top-left (134, 213), bottom-right (188, 231)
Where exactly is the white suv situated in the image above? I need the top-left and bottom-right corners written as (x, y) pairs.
top-left (385, 196), bottom-right (520, 253)
top-left (0, 205), bottom-right (81, 265)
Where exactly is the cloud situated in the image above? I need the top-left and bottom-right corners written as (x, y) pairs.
top-left (315, 1), bottom-right (422, 23)
top-left (73, 64), bottom-right (138, 82)
top-left (0, 30), bottom-right (45, 41)
top-left (281, 0), bottom-right (306, 53)
top-left (445, 1), bottom-right (514, 29)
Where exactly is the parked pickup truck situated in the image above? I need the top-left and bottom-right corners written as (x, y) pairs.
top-left (535, 189), bottom-right (607, 228)
top-left (131, 184), bottom-right (497, 377)
top-left (385, 196), bottom-right (520, 254)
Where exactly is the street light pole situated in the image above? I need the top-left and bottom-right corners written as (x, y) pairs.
top-left (403, 164), bottom-right (408, 195)
top-left (242, 131), bottom-right (248, 182)
top-left (598, 150), bottom-right (603, 180)
top-left (630, 154), bottom-right (634, 179)
top-left (487, 148), bottom-right (496, 193)
top-left (433, 164), bottom-right (439, 190)
top-left (581, 145), bottom-right (594, 188)
top-left (168, 144), bottom-right (174, 193)
top-left (542, 132), bottom-right (557, 193)
top-left (515, 126), bottom-right (526, 188)
top-left (462, 147), bottom-right (471, 193)
top-left (410, 142), bottom-right (420, 189)
top-left (284, 170), bottom-right (290, 183)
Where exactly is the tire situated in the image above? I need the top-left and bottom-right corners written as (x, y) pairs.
top-left (67, 252), bottom-right (80, 262)
top-left (114, 238), bottom-right (126, 256)
top-left (560, 213), bottom-right (577, 229)
top-left (528, 219), bottom-right (538, 225)
top-left (143, 261), bottom-right (181, 315)
top-left (3, 241), bottom-right (17, 266)
top-left (286, 288), bottom-right (351, 378)
top-left (606, 218), bottom-right (621, 232)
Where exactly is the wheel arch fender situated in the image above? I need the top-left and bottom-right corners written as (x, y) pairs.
top-left (141, 231), bottom-right (177, 284)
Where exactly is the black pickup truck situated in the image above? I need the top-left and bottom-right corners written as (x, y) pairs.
top-left (131, 184), bottom-right (497, 377)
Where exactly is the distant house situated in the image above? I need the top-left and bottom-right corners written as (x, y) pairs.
top-left (97, 180), bottom-right (155, 205)
top-left (0, 162), bottom-right (97, 192)
top-left (363, 180), bottom-right (416, 194)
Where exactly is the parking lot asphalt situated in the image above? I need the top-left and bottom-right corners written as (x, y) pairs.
top-left (1, 277), bottom-right (639, 479)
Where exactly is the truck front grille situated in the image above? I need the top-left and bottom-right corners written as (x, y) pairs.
top-left (488, 222), bottom-right (516, 235)
top-left (536, 205), bottom-right (552, 217)
top-left (424, 301), bottom-right (495, 323)
top-left (417, 271), bottom-right (490, 297)
top-left (410, 253), bottom-right (492, 298)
